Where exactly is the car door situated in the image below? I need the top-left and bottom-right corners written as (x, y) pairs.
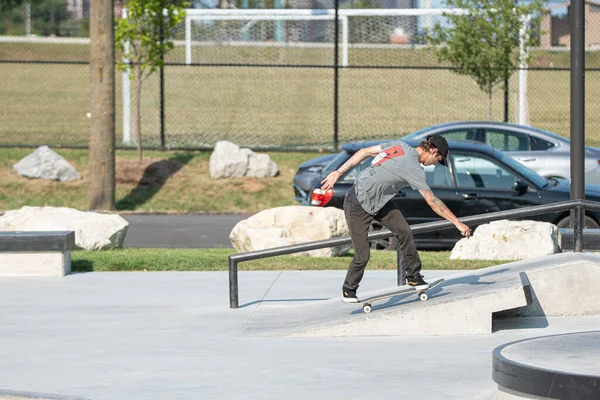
top-left (391, 162), bottom-right (462, 246)
top-left (450, 151), bottom-right (543, 222)
top-left (482, 128), bottom-right (547, 175)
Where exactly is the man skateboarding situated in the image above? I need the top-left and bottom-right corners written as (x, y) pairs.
top-left (320, 135), bottom-right (471, 303)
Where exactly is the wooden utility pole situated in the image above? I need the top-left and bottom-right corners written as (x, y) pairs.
top-left (88, 0), bottom-right (116, 210)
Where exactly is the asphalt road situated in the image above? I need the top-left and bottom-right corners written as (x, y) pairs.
top-left (121, 214), bottom-right (248, 249)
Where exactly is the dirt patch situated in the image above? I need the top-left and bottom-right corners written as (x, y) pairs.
top-left (241, 180), bottom-right (266, 193)
top-left (116, 158), bottom-right (184, 186)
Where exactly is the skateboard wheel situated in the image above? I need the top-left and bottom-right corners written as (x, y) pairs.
top-left (419, 293), bottom-right (428, 301)
top-left (363, 304), bottom-right (372, 313)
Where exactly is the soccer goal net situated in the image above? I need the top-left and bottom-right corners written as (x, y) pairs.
top-left (183, 8), bottom-right (464, 67)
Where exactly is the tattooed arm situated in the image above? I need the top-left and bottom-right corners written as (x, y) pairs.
top-left (418, 189), bottom-right (471, 237)
top-left (320, 144), bottom-right (382, 191)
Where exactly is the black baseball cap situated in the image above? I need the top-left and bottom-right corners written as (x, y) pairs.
top-left (427, 134), bottom-right (449, 166)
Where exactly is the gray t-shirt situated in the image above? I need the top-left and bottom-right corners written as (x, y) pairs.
top-left (355, 141), bottom-right (430, 215)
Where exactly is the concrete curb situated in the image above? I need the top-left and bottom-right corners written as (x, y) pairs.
top-left (493, 331), bottom-right (600, 399)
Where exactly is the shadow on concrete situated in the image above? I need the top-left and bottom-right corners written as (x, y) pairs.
top-left (444, 268), bottom-right (510, 287)
top-left (492, 316), bottom-right (550, 333)
top-left (71, 259), bottom-right (94, 273)
top-left (239, 298), bottom-right (331, 308)
top-left (493, 272), bottom-right (550, 332)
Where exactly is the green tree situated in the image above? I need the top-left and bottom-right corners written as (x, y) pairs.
top-left (115, 0), bottom-right (188, 161)
top-left (30, 0), bottom-right (70, 36)
top-left (1, 0), bottom-right (74, 36)
top-left (0, 0), bottom-right (31, 11)
top-left (427, 0), bottom-right (542, 119)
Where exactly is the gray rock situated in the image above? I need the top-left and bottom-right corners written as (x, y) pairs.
top-left (229, 206), bottom-right (350, 257)
top-left (209, 141), bottom-right (278, 179)
top-left (0, 206), bottom-right (128, 250)
top-left (246, 152), bottom-right (278, 178)
top-left (13, 146), bottom-right (82, 182)
top-left (209, 141), bottom-right (248, 179)
top-left (450, 220), bottom-right (558, 260)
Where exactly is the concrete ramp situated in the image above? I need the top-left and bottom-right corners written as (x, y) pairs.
top-left (241, 253), bottom-right (600, 336)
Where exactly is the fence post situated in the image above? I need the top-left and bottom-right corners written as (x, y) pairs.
top-left (229, 256), bottom-right (239, 308)
top-left (333, 0), bottom-right (340, 152)
top-left (503, 74), bottom-right (509, 122)
top-left (159, 16), bottom-right (166, 150)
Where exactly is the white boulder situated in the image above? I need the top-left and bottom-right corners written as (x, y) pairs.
top-left (209, 141), bottom-right (277, 179)
top-left (450, 220), bottom-right (558, 260)
top-left (0, 206), bottom-right (129, 250)
top-left (230, 206), bottom-right (350, 257)
top-left (246, 152), bottom-right (278, 178)
top-left (13, 145), bottom-right (82, 182)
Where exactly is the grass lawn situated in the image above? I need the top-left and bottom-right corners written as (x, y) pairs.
top-left (71, 248), bottom-right (509, 272)
top-left (0, 147), bottom-right (316, 213)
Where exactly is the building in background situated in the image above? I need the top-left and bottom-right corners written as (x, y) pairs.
top-left (66, 0), bottom-right (123, 20)
top-left (541, 0), bottom-right (600, 48)
top-left (66, 0), bottom-right (89, 20)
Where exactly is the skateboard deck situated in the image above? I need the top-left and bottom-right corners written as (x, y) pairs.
top-left (357, 278), bottom-right (445, 313)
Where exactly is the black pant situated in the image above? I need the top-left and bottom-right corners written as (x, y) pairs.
top-left (343, 186), bottom-right (422, 292)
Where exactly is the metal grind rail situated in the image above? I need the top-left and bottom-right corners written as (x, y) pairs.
top-left (228, 200), bottom-right (600, 308)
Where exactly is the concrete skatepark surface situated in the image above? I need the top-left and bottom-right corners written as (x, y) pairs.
top-left (0, 253), bottom-right (599, 399)
top-left (243, 253), bottom-right (600, 336)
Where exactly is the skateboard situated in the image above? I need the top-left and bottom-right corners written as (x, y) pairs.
top-left (357, 278), bottom-right (445, 314)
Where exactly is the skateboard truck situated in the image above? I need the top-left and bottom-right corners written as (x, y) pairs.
top-left (359, 278), bottom-right (444, 314)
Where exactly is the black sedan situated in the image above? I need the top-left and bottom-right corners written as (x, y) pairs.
top-left (296, 139), bottom-right (600, 250)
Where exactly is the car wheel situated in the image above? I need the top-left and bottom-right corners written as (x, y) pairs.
top-left (369, 221), bottom-right (398, 251)
top-left (556, 215), bottom-right (600, 229)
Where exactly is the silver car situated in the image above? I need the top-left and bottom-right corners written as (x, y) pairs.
top-left (403, 121), bottom-right (600, 184)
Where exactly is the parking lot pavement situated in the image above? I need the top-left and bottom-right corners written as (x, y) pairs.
top-left (0, 270), bottom-right (597, 400)
top-left (121, 214), bottom-right (247, 249)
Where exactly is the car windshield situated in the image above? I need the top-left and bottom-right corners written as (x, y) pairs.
top-left (492, 149), bottom-right (548, 188)
top-left (525, 126), bottom-right (568, 142)
top-left (401, 126), bottom-right (436, 139)
top-left (322, 150), bottom-right (353, 176)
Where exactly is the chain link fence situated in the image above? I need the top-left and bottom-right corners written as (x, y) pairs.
top-left (1, 7), bottom-right (600, 150)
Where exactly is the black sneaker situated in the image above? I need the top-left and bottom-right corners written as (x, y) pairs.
top-left (407, 273), bottom-right (430, 290)
top-left (342, 290), bottom-right (358, 303)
